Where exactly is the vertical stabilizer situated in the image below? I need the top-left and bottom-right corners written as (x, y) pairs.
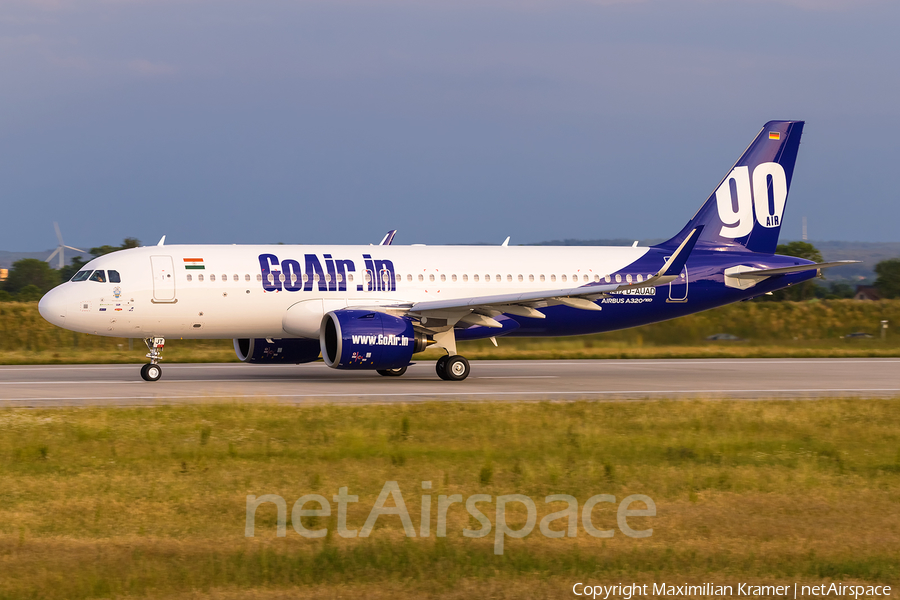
top-left (656, 120), bottom-right (804, 254)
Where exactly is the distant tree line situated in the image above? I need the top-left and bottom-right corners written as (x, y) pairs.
top-left (3, 237), bottom-right (900, 303)
top-left (0, 238), bottom-right (140, 302)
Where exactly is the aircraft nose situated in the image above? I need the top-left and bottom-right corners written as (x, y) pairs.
top-left (39, 287), bottom-right (67, 326)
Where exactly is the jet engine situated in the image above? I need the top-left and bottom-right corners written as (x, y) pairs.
top-left (320, 310), bottom-right (428, 370)
top-left (233, 338), bottom-right (321, 364)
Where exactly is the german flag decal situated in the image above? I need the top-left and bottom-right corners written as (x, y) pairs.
top-left (769, 131), bottom-right (781, 140)
top-left (183, 258), bottom-right (205, 270)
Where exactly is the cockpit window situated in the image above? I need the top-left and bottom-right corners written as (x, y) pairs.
top-left (88, 270), bottom-right (106, 283)
top-left (71, 270), bottom-right (91, 282)
top-left (108, 270), bottom-right (121, 283)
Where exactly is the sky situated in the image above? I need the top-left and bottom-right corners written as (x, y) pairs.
top-left (1, 0), bottom-right (899, 252)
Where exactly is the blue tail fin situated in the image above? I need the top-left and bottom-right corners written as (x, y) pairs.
top-left (656, 120), bottom-right (804, 254)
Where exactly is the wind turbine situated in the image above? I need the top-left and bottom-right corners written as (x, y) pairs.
top-left (46, 222), bottom-right (86, 269)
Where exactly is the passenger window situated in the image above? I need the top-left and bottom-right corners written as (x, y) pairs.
top-left (233, 274), bottom-right (239, 281)
top-left (348, 274), bottom-right (354, 282)
top-left (418, 274), bottom-right (424, 282)
top-left (395, 273), bottom-right (400, 282)
top-left (605, 275), bottom-right (611, 283)
top-left (636, 274), bottom-right (643, 283)
top-left (265, 274), bottom-right (272, 284)
top-left (302, 274), bottom-right (309, 283)
top-left (325, 274), bottom-right (331, 283)
top-left (615, 274), bottom-right (622, 283)
top-left (496, 274), bottom-right (501, 282)
top-left (337, 274), bottom-right (343, 283)
top-left (626, 274), bottom-right (632, 283)
top-left (452, 274), bottom-right (457, 282)
top-left (108, 270), bottom-right (121, 283)
top-left (594, 274), bottom-right (600, 282)
top-left (407, 274), bottom-right (413, 282)
top-left (584, 275), bottom-right (589, 282)
top-left (290, 273), bottom-right (298, 284)
top-left (473, 274), bottom-right (479, 282)
top-left (199, 274), bottom-right (205, 282)
top-left (517, 274), bottom-right (523, 282)
top-left (187, 274), bottom-right (192, 282)
top-left (507, 274), bottom-right (513, 282)
top-left (245, 274), bottom-right (251, 281)
top-left (485, 275), bottom-right (491, 282)
top-left (551, 275), bottom-right (556, 282)
top-left (440, 274), bottom-right (446, 282)
top-left (528, 274), bottom-right (534, 282)
top-left (561, 274), bottom-right (567, 282)
top-left (540, 274), bottom-right (545, 282)
top-left (89, 270), bottom-right (106, 283)
top-left (71, 270), bottom-right (91, 282)
top-left (462, 274), bottom-right (468, 282)
top-left (314, 274), bottom-right (321, 282)
top-left (222, 274), bottom-right (227, 282)
top-left (210, 274), bottom-right (217, 282)
top-left (429, 274), bottom-right (435, 282)
top-left (256, 274), bottom-right (262, 281)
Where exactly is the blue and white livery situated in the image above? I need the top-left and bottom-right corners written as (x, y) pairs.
top-left (39, 121), bottom-right (855, 381)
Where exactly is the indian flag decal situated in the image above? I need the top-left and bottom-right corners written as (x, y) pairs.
top-left (183, 258), bottom-right (205, 270)
top-left (768, 131), bottom-right (780, 140)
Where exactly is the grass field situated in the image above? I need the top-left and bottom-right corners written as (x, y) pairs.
top-left (1, 399), bottom-right (898, 599)
top-left (2, 299), bottom-right (900, 364)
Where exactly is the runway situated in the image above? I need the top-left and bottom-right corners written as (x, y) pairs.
top-left (2, 358), bottom-right (900, 407)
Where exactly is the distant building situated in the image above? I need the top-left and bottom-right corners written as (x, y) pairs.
top-left (854, 285), bottom-right (881, 301)
top-left (0, 268), bottom-right (7, 282)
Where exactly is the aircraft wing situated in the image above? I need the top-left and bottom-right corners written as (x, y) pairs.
top-left (368, 228), bottom-right (701, 326)
top-left (728, 260), bottom-right (860, 279)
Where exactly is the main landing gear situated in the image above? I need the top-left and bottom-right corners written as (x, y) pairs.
top-left (377, 366), bottom-right (408, 377)
top-left (436, 354), bottom-right (470, 381)
top-left (141, 337), bottom-right (165, 382)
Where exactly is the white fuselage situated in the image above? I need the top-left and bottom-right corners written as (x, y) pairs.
top-left (39, 244), bottom-right (650, 339)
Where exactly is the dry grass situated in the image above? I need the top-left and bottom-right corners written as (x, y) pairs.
top-left (3, 299), bottom-right (900, 364)
top-left (0, 399), bottom-right (898, 598)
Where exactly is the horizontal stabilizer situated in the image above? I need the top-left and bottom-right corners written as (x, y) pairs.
top-left (728, 260), bottom-right (860, 280)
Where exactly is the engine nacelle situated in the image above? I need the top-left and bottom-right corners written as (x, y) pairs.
top-left (233, 338), bottom-right (321, 364)
top-left (320, 310), bottom-right (427, 370)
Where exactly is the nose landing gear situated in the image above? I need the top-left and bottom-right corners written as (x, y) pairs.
top-left (141, 337), bottom-right (165, 381)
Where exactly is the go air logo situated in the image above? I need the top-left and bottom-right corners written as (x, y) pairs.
top-left (715, 162), bottom-right (787, 239)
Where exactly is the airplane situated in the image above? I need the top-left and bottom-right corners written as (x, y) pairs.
top-left (38, 120), bottom-right (857, 382)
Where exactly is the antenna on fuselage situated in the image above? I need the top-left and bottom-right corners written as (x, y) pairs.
top-left (157, 235), bottom-right (166, 246)
top-left (501, 236), bottom-right (510, 247)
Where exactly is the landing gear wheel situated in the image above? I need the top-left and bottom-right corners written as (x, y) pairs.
top-left (141, 363), bottom-right (162, 382)
top-left (377, 366), bottom-right (408, 377)
top-left (443, 355), bottom-right (470, 381)
top-left (436, 355), bottom-right (450, 380)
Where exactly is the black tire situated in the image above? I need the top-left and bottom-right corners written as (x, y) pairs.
top-left (141, 363), bottom-right (162, 382)
top-left (436, 355), bottom-right (450, 380)
top-left (444, 355), bottom-right (470, 381)
top-left (377, 366), bottom-right (408, 377)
